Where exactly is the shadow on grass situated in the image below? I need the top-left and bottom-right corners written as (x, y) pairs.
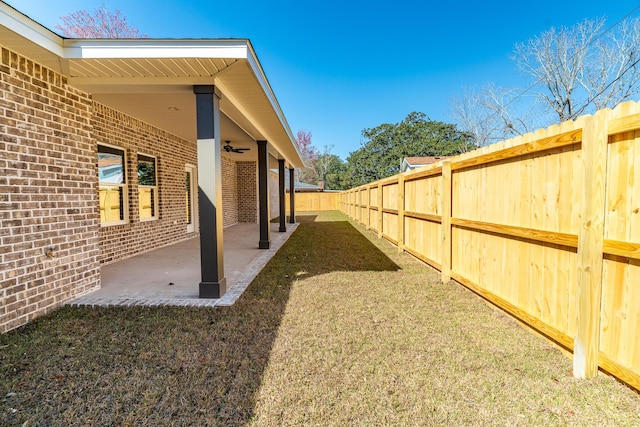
top-left (0, 211), bottom-right (398, 426)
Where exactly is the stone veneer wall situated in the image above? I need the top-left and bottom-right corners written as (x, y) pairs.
top-left (0, 47), bottom-right (100, 333)
top-left (93, 102), bottom-right (198, 265)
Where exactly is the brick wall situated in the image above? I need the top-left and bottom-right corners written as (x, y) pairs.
top-left (269, 169), bottom-right (279, 220)
top-left (0, 47), bottom-right (100, 333)
top-left (94, 102), bottom-right (198, 265)
top-left (0, 45), bottom-right (260, 333)
top-left (237, 161), bottom-right (257, 222)
top-left (222, 155), bottom-right (238, 227)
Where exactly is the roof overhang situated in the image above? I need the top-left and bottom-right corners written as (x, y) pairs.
top-left (0, 1), bottom-right (304, 168)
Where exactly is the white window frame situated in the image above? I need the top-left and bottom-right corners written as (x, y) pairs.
top-left (185, 164), bottom-right (198, 233)
top-left (98, 143), bottom-right (129, 227)
top-left (137, 152), bottom-right (159, 221)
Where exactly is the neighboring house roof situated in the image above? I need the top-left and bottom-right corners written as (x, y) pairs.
top-left (286, 181), bottom-right (324, 192)
top-left (400, 156), bottom-right (450, 172)
top-left (0, 1), bottom-right (304, 169)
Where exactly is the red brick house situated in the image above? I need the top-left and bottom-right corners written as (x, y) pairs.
top-left (0, 2), bottom-right (304, 332)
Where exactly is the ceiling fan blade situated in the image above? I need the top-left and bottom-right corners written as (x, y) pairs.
top-left (223, 141), bottom-right (250, 154)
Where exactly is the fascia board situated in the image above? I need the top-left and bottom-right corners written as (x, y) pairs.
top-left (0, 2), bottom-right (65, 56)
top-left (245, 42), bottom-right (304, 167)
top-left (62, 39), bottom-right (251, 60)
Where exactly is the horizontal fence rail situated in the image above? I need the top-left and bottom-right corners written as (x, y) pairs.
top-left (340, 100), bottom-right (640, 391)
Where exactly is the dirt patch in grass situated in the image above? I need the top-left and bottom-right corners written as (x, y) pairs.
top-left (2, 211), bottom-right (639, 426)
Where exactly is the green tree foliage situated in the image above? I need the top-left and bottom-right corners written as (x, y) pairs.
top-left (137, 162), bottom-right (155, 186)
top-left (316, 152), bottom-right (348, 190)
top-left (344, 112), bottom-right (475, 187)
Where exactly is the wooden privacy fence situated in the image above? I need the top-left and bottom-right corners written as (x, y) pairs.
top-left (340, 101), bottom-right (640, 390)
top-left (286, 191), bottom-right (340, 212)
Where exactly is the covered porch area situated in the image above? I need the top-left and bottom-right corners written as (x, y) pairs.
top-left (69, 221), bottom-right (298, 308)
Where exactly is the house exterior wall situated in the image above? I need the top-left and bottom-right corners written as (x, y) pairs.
top-left (0, 47), bottom-right (100, 333)
top-left (94, 103), bottom-right (198, 265)
top-left (237, 161), bottom-right (257, 223)
top-left (0, 44), bottom-right (268, 333)
top-left (221, 155), bottom-right (238, 227)
top-left (268, 170), bottom-right (280, 220)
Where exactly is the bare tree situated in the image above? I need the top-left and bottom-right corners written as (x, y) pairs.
top-left (295, 130), bottom-right (319, 184)
top-left (451, 16), bottom-right (640, 145)
top-left (513, 17), bottom-right (640, 122)
top-left (450, 84), bottom-right (533, 147)
top-left (579, 18), bottom-right (640, 114)
top-left (315, 145), bottom-right (335, 184)
top-left (513, 18), bottom-right (604, 122)
top-left (450, 88), bottom-right (497, 147)
top-left (56, 6), bottom-right (147, 38)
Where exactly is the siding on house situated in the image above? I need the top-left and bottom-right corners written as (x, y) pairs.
top-left (0, 48), bottom-right (101, 333)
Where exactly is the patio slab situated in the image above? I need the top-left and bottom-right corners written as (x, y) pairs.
top-left (67, 222), bottom-right (298, 308)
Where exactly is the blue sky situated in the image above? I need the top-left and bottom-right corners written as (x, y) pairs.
top-left (6, 0), bottom-right (640, 159)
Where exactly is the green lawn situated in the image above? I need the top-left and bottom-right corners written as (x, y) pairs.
top-left (1, 211), bottom-right (639, 426)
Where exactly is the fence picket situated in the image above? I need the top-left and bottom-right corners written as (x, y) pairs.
top-left (337, 101), bottom-right (640, 391)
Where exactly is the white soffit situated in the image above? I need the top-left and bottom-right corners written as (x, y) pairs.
top-left (0, 1), bottom-right (304, 169)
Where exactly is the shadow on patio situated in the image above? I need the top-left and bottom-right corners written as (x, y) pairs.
top-left (0, 211), bottom-right (400, 426)
top-left (68, 221), bottom-right (300, 307)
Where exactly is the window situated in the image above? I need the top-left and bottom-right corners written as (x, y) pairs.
top-left (185, 165), bottom-right (196, 233)
top-left (138, 154), bottom-right (158, 220)
top-left (185, 170), bottom-right (192, 225)
top-left (98, 144), bottom-right (128, 226)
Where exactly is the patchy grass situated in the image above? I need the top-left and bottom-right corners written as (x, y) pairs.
top-left (1, 211), bottom-right (639, 426)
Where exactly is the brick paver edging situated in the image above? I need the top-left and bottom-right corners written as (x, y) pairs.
top-left (67, 223), bottom-right (299, 308)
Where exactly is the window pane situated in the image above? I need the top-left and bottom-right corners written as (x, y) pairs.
top-left (100, 186), bottom-right (124, 222)
top-left (98, 146), bottom-right (125, 184)
top-left (185, 171), bottom-right (192, 225)
top-left (139, 187), bottom-right (155, 219)
top-left (137, 154), bottom-right (156, 186)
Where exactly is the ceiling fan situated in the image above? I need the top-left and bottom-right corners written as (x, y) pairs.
top-left (223, 141), bottom-right (250, 154)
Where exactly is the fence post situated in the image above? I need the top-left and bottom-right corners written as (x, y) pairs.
top-left (365, 185), bottom-right (371, 229)
top-left (360, 188), bottom-right (364, 224)
top-left (442, 160), bottom-right (452, 283)
top-left (398, 175), bottom-right (405, 253)
top-left (349, 190), bottom-right (354, 218)
top-left (574, 109), bottom-right (609, 378)
top-left (378, 183), bottom-right (383, 238)
top-left (357, 188), bottom-right (362, 224)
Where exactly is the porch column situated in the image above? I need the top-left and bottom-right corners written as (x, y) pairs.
top-left (257, 140), bottom-right (270, 249)
top-left (278, 159), bottom-right (286, 232)
top-left (193, 85), bottom-right (226, 298)
top-left (289, 167), bottom-right (295, 223)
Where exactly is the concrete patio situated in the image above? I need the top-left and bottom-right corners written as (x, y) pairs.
top-left (68, 222), bottom-right (298, 308)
